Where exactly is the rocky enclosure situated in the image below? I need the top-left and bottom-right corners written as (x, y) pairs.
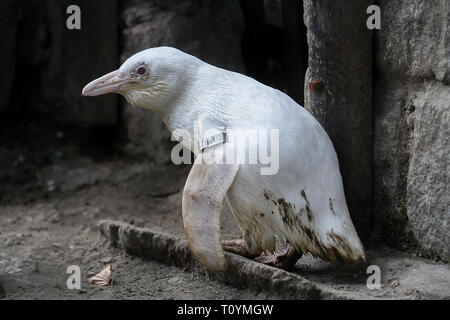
top-left (373, 0), bottom-right (449, 261)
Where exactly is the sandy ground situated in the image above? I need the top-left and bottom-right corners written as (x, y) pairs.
top-left (0, 116), bottom-right (448, 299)
top-left (0, 158), bottom-right (273, 300)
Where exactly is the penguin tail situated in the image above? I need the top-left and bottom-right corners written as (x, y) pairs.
top-left (323, 230), bottom-right (368, 273)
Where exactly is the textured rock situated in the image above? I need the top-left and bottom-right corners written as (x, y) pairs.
top-left (376, 0), bottom-right (449, 83)
top-left (120, 0), bottom-right (245, 162)
top-left (373, 0), bottom-right (449, 261)
top-left (406, 81), bottom-right (449, 260)
top-left (373, 79), bottom-right (417, 250)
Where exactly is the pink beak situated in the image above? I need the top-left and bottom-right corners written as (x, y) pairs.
top-left (82, 70), bottom-right (129, 96)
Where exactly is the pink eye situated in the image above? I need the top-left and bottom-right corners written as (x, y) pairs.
top-left (136, 66), bottom-right (147, 75)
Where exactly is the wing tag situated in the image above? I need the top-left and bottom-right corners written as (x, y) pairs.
top-left (198, 132), bottom-right (227, 152)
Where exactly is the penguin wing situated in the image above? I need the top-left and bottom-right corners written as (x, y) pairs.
top-left (182, 144), bottom-right (240, 271)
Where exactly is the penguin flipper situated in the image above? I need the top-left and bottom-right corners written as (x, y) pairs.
top-left (182, 144), bottom-right (239, 271)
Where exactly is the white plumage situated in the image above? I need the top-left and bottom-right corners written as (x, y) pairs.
top-left (82, 47), bottom-right (367, 271)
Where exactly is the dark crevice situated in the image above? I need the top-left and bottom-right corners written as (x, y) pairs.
top-left (238, 0), bottom-right (308, 103)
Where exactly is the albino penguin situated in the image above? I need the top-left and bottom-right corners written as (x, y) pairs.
top-left (82, 47), bottom-right (367, 272)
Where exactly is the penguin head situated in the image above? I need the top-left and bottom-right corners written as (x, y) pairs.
top-left (82, 46), bottom-right (200, 112)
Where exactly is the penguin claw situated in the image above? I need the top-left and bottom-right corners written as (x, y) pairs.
top-left (222, 240), bottom-right (302, 270)
top-left (254, 245), bottom-right (302, 270)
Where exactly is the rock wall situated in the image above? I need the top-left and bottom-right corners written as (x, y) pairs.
top-left (0, 0), bottom-right (118, 126)
top-left (373, 0), bottom-right (449, 261)
top-left (119, 0), bottom-right (245, 163)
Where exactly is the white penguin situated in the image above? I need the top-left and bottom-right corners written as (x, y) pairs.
top-left (82, 47), bottom-right (367, 272)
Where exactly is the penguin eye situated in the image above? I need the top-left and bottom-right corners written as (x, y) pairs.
top-left (136, 66), bottom-right (147, 76)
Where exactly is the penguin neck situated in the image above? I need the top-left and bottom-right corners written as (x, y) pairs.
top-left (156, 65), bottom-right (232, 154)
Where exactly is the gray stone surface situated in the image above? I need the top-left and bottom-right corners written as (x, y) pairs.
top-left (373, 79), bottom-right (417, 251)
top-left (120, 0), bottom-right (245, 163)
top-left (406, 81), bottom-right (449, 260)
top-left (376, 0), bottom-right (449, 83)
top-left (373, 1), bottom-right (450, 261)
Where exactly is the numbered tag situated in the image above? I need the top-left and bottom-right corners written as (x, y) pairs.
top-left (199, 132), bottom-right (227, 152)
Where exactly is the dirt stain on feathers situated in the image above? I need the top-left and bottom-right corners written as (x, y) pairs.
top-left (329, 198), bottom-right (336, 216)
top-left (300, 190), bottom-right (314, 222)
top-left (262, 191), bottom-right (367, 271)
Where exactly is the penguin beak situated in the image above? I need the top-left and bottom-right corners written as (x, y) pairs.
top-left (82, 70), bottom-right (129, 96)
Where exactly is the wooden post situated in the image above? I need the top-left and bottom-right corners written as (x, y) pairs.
top-left (303, 0), bottom-right (373, 240)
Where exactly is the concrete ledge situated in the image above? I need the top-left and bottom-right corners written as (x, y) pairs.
top-left (99, 220), bottom-right (342, 299)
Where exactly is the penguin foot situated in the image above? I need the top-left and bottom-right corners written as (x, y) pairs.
top-left (254, 245), bottom-right (302, 270)
top-left (222, 239), bottom-right (256, 258)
